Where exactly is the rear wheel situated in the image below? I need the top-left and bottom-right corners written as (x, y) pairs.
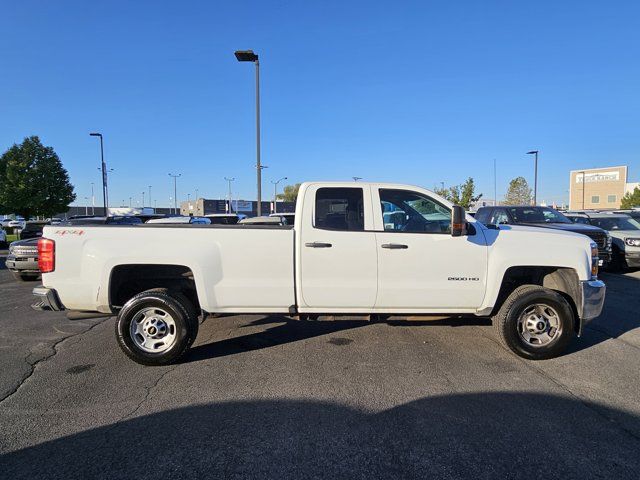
top-left (493, 285), bottom-right (575, 360)
top-left (116, 289), bottom-right (199, 365)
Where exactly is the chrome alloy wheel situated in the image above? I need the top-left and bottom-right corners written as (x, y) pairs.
top-left (517, 303), bottom-right (562, 347)
top-left (130, 307), bottom-right (177, 353)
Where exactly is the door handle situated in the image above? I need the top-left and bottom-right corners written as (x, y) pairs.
top-left (305, 242), bottom-right (332, 248)
top-left (381, 243), bottom-right (408, 249)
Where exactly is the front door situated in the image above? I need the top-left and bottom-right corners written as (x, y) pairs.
top-left (298, 185), bottom-right (378, 310)
top-left (373, 187), bottom-right (487, 310)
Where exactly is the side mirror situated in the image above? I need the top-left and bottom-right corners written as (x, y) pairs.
top-left (451, 205), bottom-right (467, 237)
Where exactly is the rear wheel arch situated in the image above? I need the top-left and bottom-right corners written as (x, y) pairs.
top-left (108, 264), bottom-right (200, 314)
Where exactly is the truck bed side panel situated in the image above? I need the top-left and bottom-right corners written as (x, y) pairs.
top-left (42, 225), bottom-right (295, 313)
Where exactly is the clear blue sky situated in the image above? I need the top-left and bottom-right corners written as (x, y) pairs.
top-left (1, 0), bottom-right (639, 207)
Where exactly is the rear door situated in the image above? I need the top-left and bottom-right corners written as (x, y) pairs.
top-left (373, 187), bottom-right (488, 310)
top-left (298, 185), bottom-right (377, 310)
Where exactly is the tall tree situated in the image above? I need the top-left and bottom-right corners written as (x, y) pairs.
top-left (620, 187), bottom-right (640, 209)
top-left (503, 176), bottom-right (533, 205)
top-left (277, 183), bottom-right (301, 202)
top-left (434, 177), bottom-right (482, 210)
top-left (0, 136), bottom-right (76, 218)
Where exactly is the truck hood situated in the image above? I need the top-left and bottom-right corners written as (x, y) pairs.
top-left (495, 224), bottom-right (591, 240)
top-left (514, 222), bottom-right (604, 235)
top-left (10, 238), bottom-right (39, 247)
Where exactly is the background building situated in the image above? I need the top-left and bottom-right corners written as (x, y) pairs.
top-left (569, 166), bottom-right (633, 210)
top-left (180, 198), bottom-right (296, 217)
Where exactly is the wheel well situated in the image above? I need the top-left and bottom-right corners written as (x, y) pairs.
top-left (494, 266), bottom-right (580, 330)
top-left (109, 264), bottom-right (200, 312)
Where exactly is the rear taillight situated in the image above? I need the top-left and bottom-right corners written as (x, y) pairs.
top-left (38, 238), bottom-right (55, 273)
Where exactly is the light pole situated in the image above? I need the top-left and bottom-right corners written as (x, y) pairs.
top-left (129, 197), bottom-right (132, 208)
top-left (148, 185), bottom-right (152, 209)
top-left (142, 191), bottom-right (145, 207)
top-left (271, 177), bottom-right (287, 214)
top-left (84, 197), bottom-right (89, 215)
top-left (169, 173), bottom-right (181, 214)
top-left (526, 150), bottom-right (539, 205)
top-left (235, 49), bottom-right (263, 215)
top-left (578, 171), bottom-right (586, 209)
top-left (89, 133), bottom-right (108, 214)
top-left (90, 182), bottom-right (95, 215)
top-left (224, 177), bottom-right (235, 213)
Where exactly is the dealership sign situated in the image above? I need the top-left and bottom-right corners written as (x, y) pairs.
top-left (575, 171), bottom-right (620, 183)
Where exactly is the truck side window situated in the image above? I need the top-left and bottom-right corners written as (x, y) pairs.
top-left (315, 188), bottom-right (364, 231)
top-left (490, 209), bottom-right (509, 225)
top-left (380, 189), bottom-right (451, 234)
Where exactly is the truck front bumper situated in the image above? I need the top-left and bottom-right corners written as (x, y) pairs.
top-left (579, 279), bottom-right (606, 321)
top-left (31, 287), bottom-right (65, 312)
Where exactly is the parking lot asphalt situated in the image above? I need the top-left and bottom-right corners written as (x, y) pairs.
top-left (0, 251), bottom-right (639, 479)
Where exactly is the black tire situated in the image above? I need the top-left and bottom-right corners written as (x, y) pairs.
top-left (608, 246), bottom-right (627, 272)
top-left (492, 285), bottom-right (575, 360)
top-left (116, 289), bottom-right (199, 366)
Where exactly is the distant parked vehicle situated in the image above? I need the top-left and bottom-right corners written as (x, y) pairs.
top-left (63, 216), bottom-right (143, 226)
top-left (0, 228), bottom-right (7, 249)
top-left (269, 212), bottom-right (295, 225)
top-left (6, 238), bottom-right (40, 281)
top-left (475, 206), bottom-right (612, 266)
top-left (146, 216), bottom-right (211, 225)
top-left (205, 214), bottom-right (240, 225)
top-left (612, 210), bottom-right (640, 221)
top-left (7, 218), bottom-right (26, 231)
top-left (19, 221), bottom-right (50, 240)
top-left (239, 216), bottom-right (286, 226)
top-left (565, 212), bottom-right (640, 271)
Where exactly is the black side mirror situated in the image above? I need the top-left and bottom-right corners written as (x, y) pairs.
top-left (451, 205), bottom-right (467, 237)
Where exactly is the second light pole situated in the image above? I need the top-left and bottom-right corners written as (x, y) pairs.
top-left (526, 150), bottom-right (539, 205)
top-left (235, 49), bottom-right (263, 215)
top-left (271, 177), bottom-right (287, 214)
top-left (90, 132), bottom-right (108, 213)
top-left (169, 173), bottom-right (181, 214)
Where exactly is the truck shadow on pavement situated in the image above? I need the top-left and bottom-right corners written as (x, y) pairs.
top-left (184, 315), bottom-right (491, 363)
top-left (1, 392), bottom-right (638, 479)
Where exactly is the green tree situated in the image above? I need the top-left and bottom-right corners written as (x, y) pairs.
top-left (433, 177), bottom-right (482, 210)
top-left (277, 183), bottom-right (301, 202)
top-left (0, 136), bottom-right (76, 218)
top-left (621, 187), bottom-right (640, 209)
top-left (503, 176), bottom-right (533, 205)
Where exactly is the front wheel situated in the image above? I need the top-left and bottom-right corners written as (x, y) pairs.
top-left (493, 285), bottom-right (575, 360)
top-left (116, 289), bottom-right (199, 366)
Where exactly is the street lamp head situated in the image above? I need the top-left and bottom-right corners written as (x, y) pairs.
top-left (234, 50), bottom-right (258, 62)
top-left (89, 132), bottom-right (102, 137)
top-left (526, 150), bottom-right (538, 155)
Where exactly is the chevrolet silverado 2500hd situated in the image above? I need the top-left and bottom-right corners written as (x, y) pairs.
top-left (32, 182), bottom-right (605, 365)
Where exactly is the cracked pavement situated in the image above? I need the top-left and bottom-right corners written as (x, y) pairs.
top-left (1, 256), bottom-right (639, 478)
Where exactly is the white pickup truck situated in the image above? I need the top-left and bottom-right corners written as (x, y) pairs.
top-left (32, 182), bottom-right (605, 365)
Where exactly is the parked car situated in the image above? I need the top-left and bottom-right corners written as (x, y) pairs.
top-left (269, 212), bottom-right (295, 225)
top-left (239, 216), bottom-right (286, 225)
top-left (0, 228), bottom-right (8, 248)
top-left (612, 210), bottom-right (640, 221)
top-left (146, 216), bottom-right (211, 225)
top-left (475, 206), bottom-right (612, 266)
top-left (6, 238), bottom-right (40, 281)
top-left (19, 221), bottom-right (50, 240)
top-left (205, 214), bottom-right (240, 225)
top-left (63, 216), bottom-right (143, 226)
top-left (33, 181), bottom-right (605, 365)
top-left (7, 218), bottom-right (26, 231)
top-left (565, 212), bottom-right (640, 270)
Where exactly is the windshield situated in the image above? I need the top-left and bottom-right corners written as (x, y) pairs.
top-left (507, 207), bottom-right (572, 224)
top-left (590, 217), bottom-right (640, 231)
